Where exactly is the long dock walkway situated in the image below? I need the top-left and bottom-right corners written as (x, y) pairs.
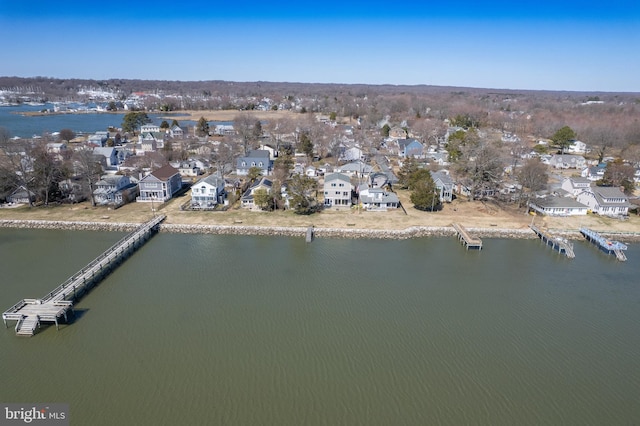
top-left (452, 223), bottom-right (483, 250)
top-left (530, 225), bottom-right (575, 258)
top-left (579, 228), bottom-right (627, 261)
top-left (3, 215), bottom-right (165, 336)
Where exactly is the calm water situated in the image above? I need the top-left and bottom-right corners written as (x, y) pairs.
top-left (0, 104), bottom-right (191, 138)
top-left (1, 229), bottom-right (640, 425)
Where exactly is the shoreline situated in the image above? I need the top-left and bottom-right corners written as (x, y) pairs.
top-left (3, 218), bottom-right (640, 242)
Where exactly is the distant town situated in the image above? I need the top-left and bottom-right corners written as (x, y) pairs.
top-left (1, 77), bottom-right (639, 220)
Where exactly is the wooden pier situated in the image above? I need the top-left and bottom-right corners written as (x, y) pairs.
top-left (579, 228), bottom-right (627, 261)
top-left (452, 223), bottom-right (483, 250)
top-left (3, 215), bottom-right (165, 336)
top-left (530, 225), bottom-right (575, 258)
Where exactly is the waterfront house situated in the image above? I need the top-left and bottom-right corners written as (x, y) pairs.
top-left (236, 150), bottom-right (272, 176)
top-left (431, 170), bottom-right (455, 202)
top-left (136, 164), bottom-right (182, 203)
top-left (323, 173), bottom-right (353, 208)
top-left (576, 186), bottom-right (630, 217)
top-left (93, 174), bottom-right (138, 206)
top-left (358, 185), bottom-right (399, 211)
top-left (560, 177), bottom-right (592, 197)
top-left (528, 196), bottom-right (588, 216)
top-left (190, 174), bottom-right (226, 209)
top-left (6, 186), bottom-right (35, 204)
top-left (241, 177), bottom-right (273, 209)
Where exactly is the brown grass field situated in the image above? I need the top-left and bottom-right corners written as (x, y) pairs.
top-left (2, 188), bottom-right (639, 236)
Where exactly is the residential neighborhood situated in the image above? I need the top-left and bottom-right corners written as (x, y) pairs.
top-left (1, 79), bottom-right (639, 224)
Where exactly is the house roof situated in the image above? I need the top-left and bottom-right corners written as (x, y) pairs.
top-left (338, 162), bottom-right (374, 173)
top-left (359, 188), bottom-right (399, 204)
top-left (198, 174), bottom-right (225, 188)
top-left (324, 172), bottom-right (351, 184)
top-left (150, 164), bottom-right (180, 180)
top-left (531, 196), bottom-right (588, 209)
top-left (590, 186), bottom-right (630, 206)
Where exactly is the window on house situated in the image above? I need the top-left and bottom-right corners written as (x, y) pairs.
top-left (242, 161), bottom-right (246, 167)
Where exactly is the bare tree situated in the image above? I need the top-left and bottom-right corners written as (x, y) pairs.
top-left (516, 158), bottom-right (549, 207)
top-left (234, 113), bottom-right (261, 154)
top-left (0, 137), bottom-right (37, 206)
top-left (72, 146), bottom-right (103, 206)
top-left (457, 141), bottom-right (504, 201)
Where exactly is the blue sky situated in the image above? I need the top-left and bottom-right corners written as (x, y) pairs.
top-left (1, 0), bottom-right (639, 92)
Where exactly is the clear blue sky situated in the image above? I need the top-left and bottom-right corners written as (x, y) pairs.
top-left (1, 0), bottom-right (639, 92)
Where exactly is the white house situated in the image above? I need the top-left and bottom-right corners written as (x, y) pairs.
top-left (140, 123), bottom-right (160, 133)
top-left (560, 177), bottom-right (591, 197)
top-left (577, 186), bottom-right (630, 217)
top-left (567, 140), bottom-right (588, 154)
top-left (190, 174), bottom-right (226, 209)
top-left (528, 196), bottom-right (588, 216)
top-left (549, 154), bottom-right (586, 169)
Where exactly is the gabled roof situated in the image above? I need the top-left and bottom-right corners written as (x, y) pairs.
top-left (397, 138), bottom-right (423, 149)
top-left (324, 172), bottom-right (351, 184)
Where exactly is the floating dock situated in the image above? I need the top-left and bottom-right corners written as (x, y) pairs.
top-left (530, 225), bottom-right (575, 258)
top-left (579, 228), bottom-right (627, 261)
top-left (3, 215), bottom-right (165, 336)
top-left (452, 223), bottom-right (483, 250)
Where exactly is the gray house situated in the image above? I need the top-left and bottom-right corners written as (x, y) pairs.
top-left (190, 174), bottom-right (226, 209)
top-left (136, 164), bottom-right (182, 203)
top-left (93, 175), bottom-right (138, 206)
top-left (431, 170), bottom-right (454, 202)
top-left (241, 177), bottom-right (273, 209)
top-left (358, 185), bottom-right (399, 211)
top-left (236, 150), bottom-right (272, 176)
top-left (323, 173), bottom-right (353, 208)
top-left (93, 147), bottom-right (119, 169)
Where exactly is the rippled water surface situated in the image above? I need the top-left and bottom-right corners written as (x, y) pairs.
top-left (1, 229), bottom-right (639, 425)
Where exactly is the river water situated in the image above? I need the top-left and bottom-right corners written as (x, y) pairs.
top-left (1, 229), bottom-right (639, 425)
top-left (0, 104), bottom-right (192, 138)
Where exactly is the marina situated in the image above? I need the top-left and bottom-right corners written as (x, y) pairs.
top-left (2, 215), bottom-right (165, 336)
top-left (580, 227), bottom-right (628, 261)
